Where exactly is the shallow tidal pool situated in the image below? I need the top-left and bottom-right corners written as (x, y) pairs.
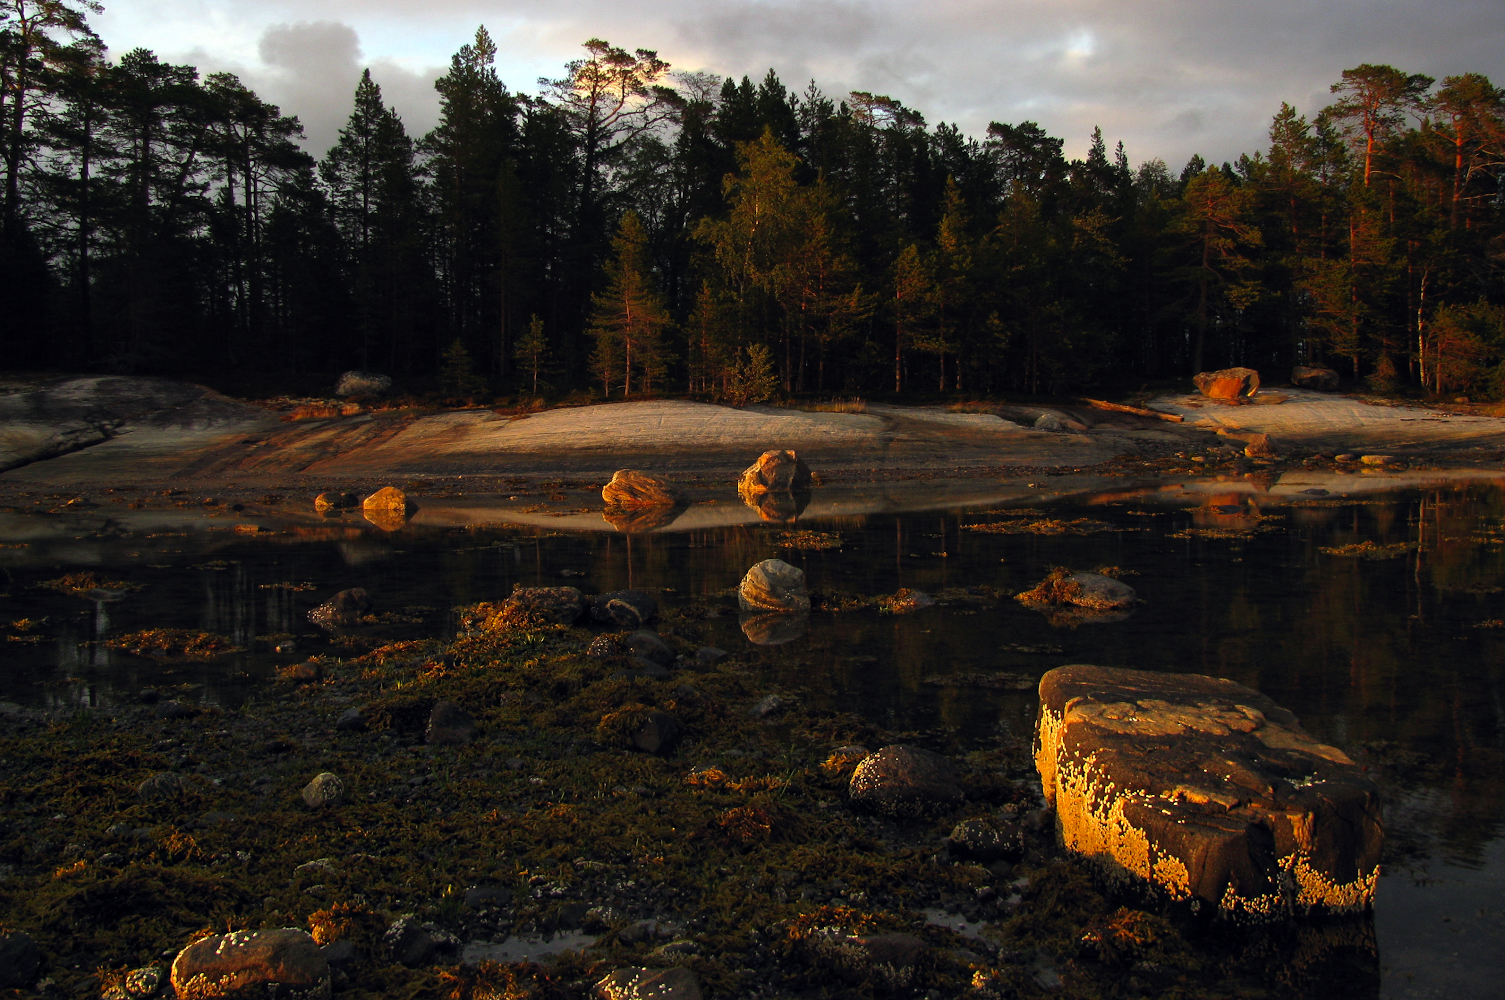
top-left (1, 481), bottom-right (1503, 999)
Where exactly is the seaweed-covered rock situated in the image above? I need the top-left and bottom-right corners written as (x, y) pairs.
top-left (738, 559), bottom-right (809, 614)
top-left (301, 773), bottom-right (344, 808)
top-left (1291, 365), bottom-right (1339, 391)
top-left (334, 371), bottom-right (391, 397)
top-left (308, 588), bottom-right (371, 628)
top-left (1034, 664), bottom-right (1383, 921)
top-left (947, 817), bottom-right (1023, 862)
top-left (737, 450), bottom-right (812, 495)
top-left (624, 630), bottom-right (675, 668)
top-left (0, 930), bottom-right (39, 989)
top-left (1017, 571), bottom-right (1135, 611)
top-left (593, 967), bottom-right (703, 1000)
top-left (878, 589), bottom-right (935, 614)
top-left (102, 965), bottom-right (164, 999)
top-left (591, 590), bottom-right (658, 628)
top-left (586, 635), bottom-right (623, 658)
top-left (505, 586), bottom-right (584, 624)
top-left (599, 708), bottom-right (684, 755)
top-left (797, 927), bottom-right (926, 989)
top-left (380, 918), bottom-right (436, 968)
top-left (602, 470), bottom-right (682, 509)
top-left (848, 745), bottom-right (962, 817)
top-left (1193, 366), bottom-right (1261, 398)
top-left (137, 771), bottom-right (191, 801)
top-left (170, 928), bottom-right (330, 999)
top-left (426, 700), bottom-right (475, 745)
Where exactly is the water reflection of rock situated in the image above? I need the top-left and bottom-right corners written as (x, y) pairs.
top-left (742, 489), bottom-right (810, 523)
top-left (363, 504), bottom-right (415, 532)
top-left (740, 612), bottom-right (808, 645)
top-left (601, 504), bottom-right (686, 532)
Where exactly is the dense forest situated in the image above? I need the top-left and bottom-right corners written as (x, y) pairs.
top-left (1, 1), bottom-right (1503, 401)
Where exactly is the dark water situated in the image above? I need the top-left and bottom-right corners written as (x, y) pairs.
top-left (2, 485), bottom-right (1503, 998)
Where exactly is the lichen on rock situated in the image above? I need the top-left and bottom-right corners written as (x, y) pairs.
top-left (1033, 664), bottom-right (1382, 921)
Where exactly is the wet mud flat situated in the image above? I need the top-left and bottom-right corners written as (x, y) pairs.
top-left (0, 601), bottom-right (1393, 1000)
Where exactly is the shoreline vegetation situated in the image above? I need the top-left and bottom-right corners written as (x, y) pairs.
top-left (0, 6), bottom-right (1501, 410)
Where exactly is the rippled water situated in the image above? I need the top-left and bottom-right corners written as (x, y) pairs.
top-left (2, 482), bottom-right (1503, 998)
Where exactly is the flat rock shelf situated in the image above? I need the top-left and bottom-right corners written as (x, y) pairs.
top-left (1034, 664), bottom-right (1383, 921)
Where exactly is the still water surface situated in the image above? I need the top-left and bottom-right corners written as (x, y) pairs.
top-left (2, 484), bottom-right (1503, 998)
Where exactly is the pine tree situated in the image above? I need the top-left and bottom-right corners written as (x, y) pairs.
top-left (440, 337), bottom-right (485, 397)
top-left (513, 313), bottom-right (553, 395)
top-left (587, 211), bottom-right (671, 396)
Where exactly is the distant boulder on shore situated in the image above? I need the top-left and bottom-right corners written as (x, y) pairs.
top-left (334, 371), bottom-right (391, 397)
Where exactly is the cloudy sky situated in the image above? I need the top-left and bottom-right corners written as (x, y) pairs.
top-left (94, 0), bottom-right (1504, 170)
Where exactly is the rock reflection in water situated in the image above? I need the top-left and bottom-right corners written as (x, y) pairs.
top-left (741, 489), bottom-right (810, 523)
top-left (601, 504), bottom-right (685, 533)
top-left (740, 611), bottom-right (808, 645)
top-left (363, 504), bottom-right (416, 532)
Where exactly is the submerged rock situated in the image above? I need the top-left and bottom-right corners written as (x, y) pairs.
top-left (591, 590), bottom-right (658, 628)
top-left (593, 967), bottom-right (703, 1000)
top-left (426, 700), bottom-right (476, 745)
top-left (738, 559), bottom-right (810, 614)
top-left (171, 928), bottom-right (330, 999)
top-left (1291, 365), bottom-right (1339, 391)
top-left (1194, 366), bottom-right (1261, 398)
top-left (334, 371), bottom-right (391, 397)
top-left (848, 745), bottom-right (962, 817)
top-left (301, 773), bottom-right (345, 808)
top-left (0, 930), bottom-right (39, 989)
top-left (737, 449), bottom-right (812, 495)
top-left (505, 586), bottom-right (584, 624)
top-left (624, 630), bottom-right (675, 668)
top-left (602, 470), bottom-right (682, 509)
top-left (1034, 664), bottom-right (1382, 921)
top-left (308, 587), bottom-right (372, 628)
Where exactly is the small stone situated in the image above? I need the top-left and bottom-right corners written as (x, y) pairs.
top-left (426, 700), bottom-right (476, 745)
top-left (947, 817), bottom-right (1024, 862)
top-left (381, 917), bottom-right (436, 968)
top-left (313, 492), bottom-right (357, 512)
top-left (170, 928), bottom-right (330, 999)
top-left (738, 558), bottom-right (809, 613)
top-left (334, 707), bottom-right (367, 733)
top-left (590, 590), bottom-right (658, 628)
top-left (505, 586), bottom-right (585, 624)
top-left (1359, 454), bottom-right (1395, 466)
top-left (153, 699), bottom-right (196, 720)
top-left (123, 965), bottom-right (164, 997)
top-left (334, 371), bottom-right (392, 397)
top-left (0, 930), bottom-right (40, 989)
top-left (602, 470), bottom-right (683, 509)
top-left (586, 635), bottom-right (622, 658)
top-left (624, 631), bottom-right (675, 668)
top-left (594, 967), bottom-right (703, 1000)
top-left (1334, 453), bottom-right (1355, 462)
top-left (848, 745), bottom-right (962, 817)
top-left (301, 773), bottom-right (345, 808)
top-left (1243, 433), bottom-right (1277, 459)
top-left (749, 694), bottom-right (787, 718)
top-left (136, 771), bottom-right (191, 802)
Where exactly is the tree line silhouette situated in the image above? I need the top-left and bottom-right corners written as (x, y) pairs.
top-left (2, 3), bottom-right (1502, 400)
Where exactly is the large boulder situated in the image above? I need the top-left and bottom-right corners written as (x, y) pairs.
top-left (737, 450), bottom-right (812, 495)
top-left (1291, 365), bottom-right (1339, 391)
top-left (361, 486), bottom-right (412, 531)
top-left (848, 745), bottom-right (962, 817)
top-left (334, 371), bottom-right (391, 397)
top-left (1193, 367), bottom-right (1261, 399)
top-left (738, 559), bottom-right (809, 614)
top-left (505, 586), bottom-right (584, 624)
top-left (171, 928), bottom-right (330, 999)
top-left (1034, 664), bottom-right (1382, 921)
top-left (602, 470), bottom-right (682, 509)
